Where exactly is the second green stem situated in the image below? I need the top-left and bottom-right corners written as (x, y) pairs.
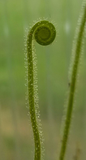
top-left (59, 5), bottom-right (86, 160)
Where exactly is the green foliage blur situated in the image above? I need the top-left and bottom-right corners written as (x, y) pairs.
top-left (0, 0), bottom-right (86, 160)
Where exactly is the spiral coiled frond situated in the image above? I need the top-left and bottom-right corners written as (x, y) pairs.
top-left (26, 20), bottom-right (56, 160)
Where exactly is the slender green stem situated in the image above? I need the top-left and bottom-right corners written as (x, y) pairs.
top-left (26, 20), bottom-right (56, 160)
top-left (59, 5), bottom-right (86, 160)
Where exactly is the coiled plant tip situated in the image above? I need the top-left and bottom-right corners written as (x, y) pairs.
top-left (26, 20), bottom-right (56, 160)
top-left (33, 20), bottom-right (56, 45)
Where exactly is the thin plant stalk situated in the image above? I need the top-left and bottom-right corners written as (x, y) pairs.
top-left (59, 4), bottom-right (86, 160)
top-left (26, 20), bottom-right (56, 160)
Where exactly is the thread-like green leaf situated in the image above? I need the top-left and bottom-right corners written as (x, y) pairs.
top-left (59, 4), bottom-right (86, 160)
top-left (26, 20), bottom-right (56, 160)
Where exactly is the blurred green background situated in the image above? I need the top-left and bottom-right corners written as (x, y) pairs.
top-left (0, 0), bottom-right (86, 160)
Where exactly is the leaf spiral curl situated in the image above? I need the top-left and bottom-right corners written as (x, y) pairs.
top-left (34, 20), bottom-right (56, 45)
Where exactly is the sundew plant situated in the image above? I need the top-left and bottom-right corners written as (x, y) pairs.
top-left (25, 1), bottom-right (86, 160)
top-left (0, 0), bottom-right (86, 160)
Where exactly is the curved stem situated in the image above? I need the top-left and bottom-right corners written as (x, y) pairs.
top-left (59, 5), bottom-right (86, 160)
top-left (26, 21), bottom-right (56, 160)
top-left (27, 28), bottom-right (41, 160)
